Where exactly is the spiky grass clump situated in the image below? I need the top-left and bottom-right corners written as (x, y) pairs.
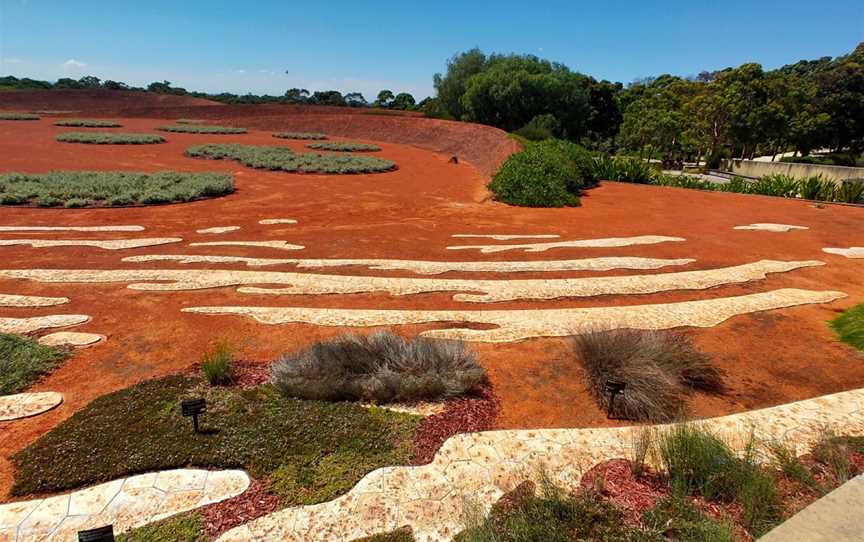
top-left (0, 171), bottom-right (234, 207)
top-left (0, 333), bottom-right (66, 395)
top-left (201, 341), bottom-right (234, 385)
top-left (55, 132), bottom-right (164, 145)
top-left (830, 303), bottom-right (864, 352)
top-left (307, 141), bottom-right (381, 152)
top-left (53, 119), bottom-right (122, 128)
top-left (159, 124), bottom-right (247, 134)
top-left (573, 329), bottom-right (723, 422)
top-left (0, 113), bottom-right (39, 120)
top-left (271, 331), bottom-right (486, 403)
top-left (187, 143), bottom-right (396, 174)
top-left (273, 132), bottom-right (327, 140)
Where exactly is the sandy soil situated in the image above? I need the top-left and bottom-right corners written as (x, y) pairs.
top-left (0, 112), bottom-right (863, 500)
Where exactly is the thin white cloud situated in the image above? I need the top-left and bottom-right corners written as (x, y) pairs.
top-left (62, 59), bottom-right (87, 70)
top-left (234, 69), bottom-right (246, 74)
top-left (1, 57), bottom-right (24, 64)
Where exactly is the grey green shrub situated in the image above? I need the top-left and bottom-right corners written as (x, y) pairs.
top-left (0, 113), bottom-right (39, 120)
top-left (54, 119), bottom-right (122, 128)
top-left (159, 124), bottom-right (247, 134)
top-left (55, 132), bottom-right (164, 145)
top-left (186, 143), bottom-right (396, 174)
top-left (307, 141), bottom-right (381, 152)
top-left (273, 132), bottom-right (327, 140)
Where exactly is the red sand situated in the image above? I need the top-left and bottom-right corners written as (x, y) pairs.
top-left (0, 100), bottom-right (863, 500)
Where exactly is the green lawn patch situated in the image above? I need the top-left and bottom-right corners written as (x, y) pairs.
top-left (0, 171), bottom-right (234, 207)
top-left (12, 375), bottom-right (420, 502)
top-left (55, 132), bottom-right (164, 145)
top-left (159, 124), bottom-right (247, 134)
top-left (830, 304), bottom-right (864, 351)
top-left (186, 143), bottom-right (396, 174)
top-left (307, 142), bottom-right (381, 152)
top-left (0, 333), bottom-right (66, 396)
top-left (54, 119), bottom-right (122, 128)
top-left (116, 513), bottom-right (205, 542)
top-left (273, 132), bottom-right (327, 140)
top-left (0, 113), bottom-right (39, 120)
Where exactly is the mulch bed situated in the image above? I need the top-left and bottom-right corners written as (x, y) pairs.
top-left (202, 477), bottom-right (282, 539)
top-left (186, 359), bottom-right (271, 389)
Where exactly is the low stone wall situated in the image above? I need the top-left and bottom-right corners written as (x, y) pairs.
top-left (723, 159), bottom-right (864, 183)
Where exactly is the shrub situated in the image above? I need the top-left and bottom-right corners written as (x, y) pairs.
top-left (201, 341), bottom-right (234, 385)
top-left (513, 113), bottom-right (560, 141)
top-left (273, 132), bottom-right (327, 140)
top-left (591, 155), bottom-right (655, 183)
top-left (642, 495), bottom-right (735, 542)
top-left (55, 132), bottom-right (165, 145)
top-left (798, 175), bottom-right (836, 201)
top-left (176, 119), bottom-right (207, 124)
top-left (488, 143), bottom-right (580, 207)
top-left (0, 171), bottom-right (234, 207)
top-left (307, 142), bottom-right (381, 152)
top-left (829, 303), bottom-right (864, 351)
top-left (0, 113), bottom-right (39, 120)
top-left (54, 119), bottom-right (122, 128)
top-left (116, 512), bottom-right (204, 542)
top-left (749, 174), bottom-right (800, 197)
top-left (271, 331), bottom-right (485, 403)
top-left (835, 179), bottom-right (864, 204)
top-left (573, 329), bottom-right (722, 422)
top-left (0, 333), bottom-right (66, 395)
top-left (186, 143), bottom-right (396, 174)
top-left (158, 124), bottom-right (247, 134)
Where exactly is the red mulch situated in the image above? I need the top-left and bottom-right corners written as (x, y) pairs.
top-left (579, 459), bottom-right (670, 524)
top-left (202, 477), bottom-right (282, 539)
top-left (412, 383), bottom-right (500, 464)
top-left (186, 359), bottom-right (271, 389)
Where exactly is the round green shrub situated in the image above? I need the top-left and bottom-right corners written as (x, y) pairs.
top-left (159, 124), bottom-right (247, 134)
top-left (307, 142), bottom-right (381, 152)
top-left (0, 113), bottom-right (39, 121)
top-left (55, 132), bottom-right (165, 145)
top-left (273, 132), bottom-right (328, 140)
top-left (54, 119), bottom-right (122, 128)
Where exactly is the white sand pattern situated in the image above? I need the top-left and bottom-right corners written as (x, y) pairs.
top-left (196, 226), bottom-right (241, 234)
top-left (183, 288), bottom-right (845, 343)
top-left (734, 223), bottom-right (809, 232)
top-left (189, 241), bottom-right (304, 251)
top-left (0, 261), bottom-right (820, 303)
top-left (0, 226), bottom-right (144, 232)
top-left (447, 235), bottom-right (684, 253)
top-left (0, 239), bottom-right (181, 250)
top-left (823, 247), bottom-right (864, 259)
top-left (38, 332), bottom-right (104, 348)
top-left (258, 219), bottom-right (298, 225)
top-left (123, 254), bottom-right (696, 274)
top-left (0, 469), bottom-right (250, 541)
top-left (452, 234), bottom-right (560, 240)
top-left (0, 315), bottom-right (90, 334)
top-left (0, 392), bottom-right (63, 421)
top-left (0, 294), bottom-right (69, 307)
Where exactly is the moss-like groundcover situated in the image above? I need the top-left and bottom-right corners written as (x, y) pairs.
top-left (307, 141), bottom-right (382, 152)
top-left (187, 143), bottom-right (396, 174)
top-left (273, 132), bottom-right (327, 140)
top-left (55, 132), bottom-right (165, 145)
top-left (54, 119), bottom-right (122, 128)
top-left (159, 124), bottom-right (247, 134)
top-left (0, 333), bottom-right (66, 396)
top-left (0, 171), bottom-right (234, 207)
top-left (0, 113), bottom-right (39, 120)
top-left (830, 303), bottom-right (864, 352)
top-left (12, 375), bottom-right (420, 501)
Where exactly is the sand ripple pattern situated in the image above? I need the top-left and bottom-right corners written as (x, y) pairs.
top-left (447, 235), bottom-right (685, 253)
top-left (0, 226), bottom-right (144, 232)
top-left (0, 239), bottom-right (181, 250)
top-left (0, 294), bottom-right (69, 307)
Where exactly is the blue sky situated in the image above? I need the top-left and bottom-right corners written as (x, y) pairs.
top-left (1, 0), bottom-right (861, 100)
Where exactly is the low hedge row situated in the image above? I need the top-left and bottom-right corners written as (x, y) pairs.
top-left (307, 142), bottom-right (381, 152)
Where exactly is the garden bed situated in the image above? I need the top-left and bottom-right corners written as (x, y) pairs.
top-left (307, 141), bottom-right (382, 152)
top-left (55, 132), bottom-right (164, 144)
top-left (186, 143), bottom-right (396, 174)
top-left (159, 124), bottom-right (247, 134)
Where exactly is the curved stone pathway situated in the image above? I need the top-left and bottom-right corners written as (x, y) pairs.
top-left (123, 255), bottom-right (697, 274)
top-left (446, 235), bottom-right (684, 253)
top-left (0, 469), bottom-right (250, 541)
top-left (258, 219), bottom-right (298, 225)
top-left (0, 294), bottom-right (69, 308)
top-left (734, 223), bottom-right (809, 232)
top-left (0, 392), bottom-right (63, 421)
top-left (189, 241), bottom-right (304, 251)
top-left (0, 239), bottom-right (181, 250)
top-left (216, 386), bottom-right (864, 542)
top-left (184, 288), bottom-right (844, 343)
top-left (0, 315), bottom-right (89, 334)
top-left (823, 247), bottom-right (864, 259)
top-left (196, 226), bottom-right (241, 234)
top-left (0, 226), bottom-right (144, 232)
top-left (37, 332), bottom-right (104, 348)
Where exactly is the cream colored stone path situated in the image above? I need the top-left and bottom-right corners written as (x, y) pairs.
top-left (0, 260), bottom-right (822, 303)
top-left (184, 288), bottom-right (844, 343)
top-left (37, 332), bottom-right (104, 348)
top-left (0, 226), bottom-right (144, 232)
top-left (196, 226), bottom-right (241, 234)
top-left (189, 241), bottom-right (304, 251)
top-left (258, 219), bottom-right (298, 225)
top-left (123, 254), bottom-right (697, 274)
top-left (447, 235), bottom-right (684, 253)
top-left (0, 294), bottom-right (69, 307)
top-left (0, 239), bottom-right (181, 250)
top-left (0, 315), bottom-right (89, 334)
top-left (0, 392), bottom-right (62, 422)
top-left (0, 469), bottom-right (250, 541)
top-left (451, 234), bottom-right (560, 240)
top-left (216, 386), bottom-right (864, 542)
top-left (823, 247), bottom-right (864, 259)
top-left (734, 223), bottom-right (809, 232)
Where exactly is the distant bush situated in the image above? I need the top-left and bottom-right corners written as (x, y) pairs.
top-left (187, 143), bottom-right (396, 174)
top-left (54, 119), bottom-right (121, 128)
top-left (836, 179), bottom-right (864, 203)
top-left (573, 329), bottom-right (722, 422)
top-left (273, 132), bottom-right (327, 140)
top-left (591, 155), bottom-right (655, 183)
top-left (201, 341), bottom-right (234, 385)
top-left (513, 113), bottom-right (561, 141)
top-left (271, 331), bottom-right (486, 403)
top-left (0, 333), bottom-right (66, 395)
top-left (159, 124), bottom-right (247, 134)
top-left (830, 303), bottom-right (864, 352)
top-left (0, 113), bottom-right (39, 120)
top-left (55, 132), bottom-right (165, 145)
top-left (307, 141), bottom-right (381, 152)
top-left (0, 171), bottom-right (234, 207)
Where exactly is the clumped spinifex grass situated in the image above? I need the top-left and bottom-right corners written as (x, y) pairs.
top-left (176, 119), bottom-right (208, 124)
top-left (307, 141), bottom-right (381, 152)
top-left (201, 340), bottom-right (234, 385)
top-left (187, 143), bottom-right (396, 174)
top-left (55, 132), bottom-right (165, 145)
top-left (159, 124), bottom-right (247, 134)
top-left (0, 170), bottom-right (234, 207)
top-left (0, 112), bottom-right (39, 120)
top-left (54, 119), bottom-right (122, 128)
top-left (0, 333), bottom-right (66, 396)
top-left (273, 131), bottom-right (328, 140)
top-left (12, 375), bottom-right (420, 502)
top-left (271, 331), bottom-right (486, 403)
top-left (830, 303), bottom-right (864, 352)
